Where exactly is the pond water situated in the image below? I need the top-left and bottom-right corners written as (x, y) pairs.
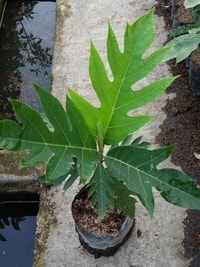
top-left (0, 192), bottom-right (39, 267)
top-left (0, 0), bottom-right (55, 265)
top-left (0, 0), bottom-right (56, 119)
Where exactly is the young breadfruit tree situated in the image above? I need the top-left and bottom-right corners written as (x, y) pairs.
top-left (0, 9), bottom-right (200, 218)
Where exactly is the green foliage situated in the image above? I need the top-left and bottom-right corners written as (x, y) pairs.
top-left (69, 11), bottom-right (174, 145)
top-left (184, 0), bottom-right (200, 9)
top-left (105, 146), bottom-right (200, 216)
top-left (111, 178), bottom-right (136, 218)
top-left (0, 85), bottom-right (99, 182)
top-left (165, 2), bottom-right (200, 62)
top-left (0, 10), bottom-right (200, 218)
top-left (165, 28), bottom-right (200, 63)
top-left (171, 24), bottom-right (196, 38)
top-left (88, 165), bottom-right (115, 217)
top-left (170, 2), bottom-right (200, 38)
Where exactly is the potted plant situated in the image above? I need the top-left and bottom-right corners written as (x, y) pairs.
top-left (1, 9), bottom-right (200, 257)
top-left (164, 1), bottom-right (200, 95)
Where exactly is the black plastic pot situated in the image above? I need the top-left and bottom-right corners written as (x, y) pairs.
top-left (189, 59), bottom-right (200, 96)
top-left (71, 186), bottom-right (135, 258)
top-left (171, 0), bottom-right (179, 27)
top-left (170, 0), bottom-right (178, 18)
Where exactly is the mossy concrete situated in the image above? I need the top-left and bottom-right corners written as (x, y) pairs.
top-left (0, 151), bottom-right (43, 176)
top-left (33, 186), bottom-right (58, 267)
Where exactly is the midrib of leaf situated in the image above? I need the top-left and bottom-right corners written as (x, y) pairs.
top-left (107, 151), bottom-right (154, 214)
top-left (19, 137), bottom-right (96, 151)
top-left (106, 152), bottom-right (199, 202)
top-left (13, 121), bottom-right (96, 152)
top-left (104, 49), bottom-right (136, 138)
top-left (103, 31), bottom-right (157, 137)
top-left (108, 154), bottom-right (154, 191)
top-left (20, 105), bottom-right (87, 149)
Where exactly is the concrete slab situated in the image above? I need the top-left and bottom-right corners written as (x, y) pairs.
top-left (32, 0), bottom-right (190, 266)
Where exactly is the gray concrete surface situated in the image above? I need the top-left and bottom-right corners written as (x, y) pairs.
top-left (32, 0), bottom-right (191, 266)
top-left (0, 0), bottom-right (191, 266)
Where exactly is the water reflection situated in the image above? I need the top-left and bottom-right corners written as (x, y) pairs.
top-left (0, 199), bottom-right (39, 266)
top-left (0, 215), bottom-right (38, 266)
top-left (0, 216), bottom-right (26, 241)
top-left (0, 0), bottom-right (56, 119)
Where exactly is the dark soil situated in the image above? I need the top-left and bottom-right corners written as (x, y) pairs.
top-left (72, 188), bottom-right (125, 236)
top-left (156, 1), bottom-right (200, 266)
top-left (176, 4), bottom-right (192, 23)
top-left (191, 48), bottom-right (200, 67)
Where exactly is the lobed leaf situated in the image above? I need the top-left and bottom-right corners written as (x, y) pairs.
top-left (69, 9), bottom-right (175, 145)
top-left (105, 145), bottom-right (200, 216)
top-left (0, 85), bottom-right (99, 182)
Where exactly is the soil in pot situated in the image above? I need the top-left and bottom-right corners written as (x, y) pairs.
top-left (190, 48), bottom-right (200, 67)
top-left (172, 0), bottom-right (193, 28)
top-left (71, 187), bottom-right (135, 258)
top-left (72, 196), bottom-right (125, 236)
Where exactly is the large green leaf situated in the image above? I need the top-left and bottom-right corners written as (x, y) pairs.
top-left (105, 146), bottom-right (200, 216)
top-left (69, 9), bottom-right (175, 145)
top-left (0, 85), bottom-right (99, 182)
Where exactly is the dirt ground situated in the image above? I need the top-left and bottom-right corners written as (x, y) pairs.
top-left (156, 1), bottom-right (200, 266)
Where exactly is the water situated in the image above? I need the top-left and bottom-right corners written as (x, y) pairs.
top-left (0, 1), bottom-right (55, 265)
top-left (0, 193), bottom-right (39, 267)
top-left (0, 0), bottom-right (56, 119)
